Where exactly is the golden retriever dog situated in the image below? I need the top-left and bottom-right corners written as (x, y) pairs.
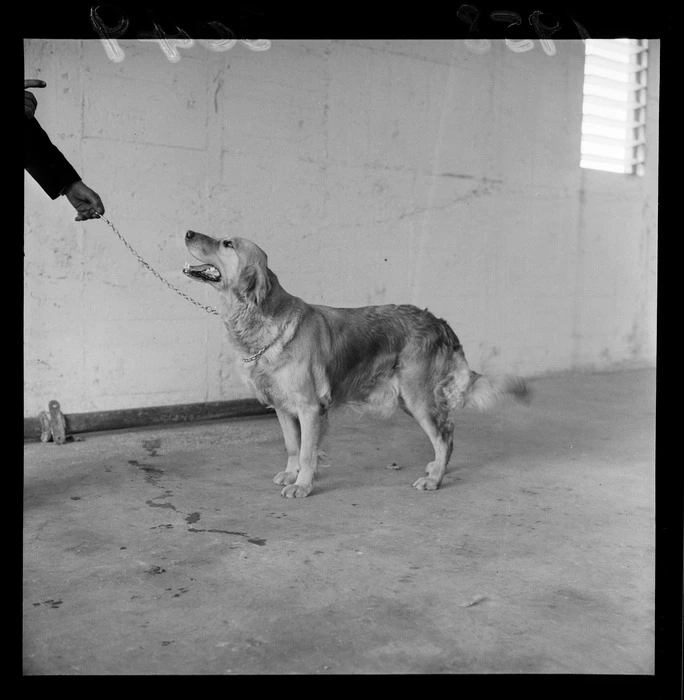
top-left (184, 230), bottom-right (529, 498)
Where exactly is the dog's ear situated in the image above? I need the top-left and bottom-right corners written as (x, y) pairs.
top-left (239, 262), bottom-right (271, 306)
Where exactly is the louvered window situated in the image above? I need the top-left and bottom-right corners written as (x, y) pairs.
top-left (580, 39), bottom-right (649, 175)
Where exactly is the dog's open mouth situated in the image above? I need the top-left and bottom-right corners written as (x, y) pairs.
top-left (183, 262), bottom-right (222, 282)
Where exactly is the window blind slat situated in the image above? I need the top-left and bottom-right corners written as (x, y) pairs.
top-left (582, 113), bottom-right (645, 129)
top-left (581, 134), bottom-right (645, 150)
top-left (583, 93), bottom-right (643, 110)
top-left (580, 153), bottom-right (629, 165)
top-left (581, 134), bottom-right (627, 148)
top-left (584, 74), bottom-right (642, 91)
top-left (586, 40), bottom-right (647, 57)
top-left (580, 154), bottom-right (629, 168)
top-left (585, 55), bottom-right (646, 74)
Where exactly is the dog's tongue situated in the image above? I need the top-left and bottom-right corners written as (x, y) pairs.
top-left (183, 263), bottom-right (221, 279)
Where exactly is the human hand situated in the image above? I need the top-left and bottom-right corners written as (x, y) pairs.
top-left (24, 79), bottom-right (46, 118)
top-left (63, 180), bottom-right (105, 221)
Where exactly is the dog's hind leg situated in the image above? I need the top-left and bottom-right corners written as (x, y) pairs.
top-left (273, 408), bottom-right (301, 486)
top-left (401, 385), bottom-right (454, 491)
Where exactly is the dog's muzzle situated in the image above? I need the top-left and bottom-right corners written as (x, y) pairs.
top-left (183, 231), bottom-right (221, 282)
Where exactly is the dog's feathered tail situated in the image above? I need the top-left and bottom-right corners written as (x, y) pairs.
top-left (442, 353), bottom-right (531, 412)
top-left (462, 371), bottom-right (530, 410)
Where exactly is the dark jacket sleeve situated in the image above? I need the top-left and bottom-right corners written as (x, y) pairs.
top-left (24, 117), bottom-right (81, 200)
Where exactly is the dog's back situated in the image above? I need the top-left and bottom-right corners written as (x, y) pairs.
top-left (285, 303), bottom-right (461, 413)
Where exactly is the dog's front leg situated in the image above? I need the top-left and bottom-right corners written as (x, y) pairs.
top-left (273, 408), bottom-right (301, 486)
top-left (280, 405), bottom-right (322, 498)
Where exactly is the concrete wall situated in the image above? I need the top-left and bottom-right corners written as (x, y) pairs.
top-left (24, 39), bottom-right (658, 416)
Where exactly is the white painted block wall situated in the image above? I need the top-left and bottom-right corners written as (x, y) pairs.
top-left (23, 39), bottom-right (658, 416)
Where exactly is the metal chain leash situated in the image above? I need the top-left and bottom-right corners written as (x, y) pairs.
top-left (95, 213), bottom-right (219, 316)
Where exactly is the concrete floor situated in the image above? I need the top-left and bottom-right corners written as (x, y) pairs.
top-left (23, 368), bottom-right (655, 675)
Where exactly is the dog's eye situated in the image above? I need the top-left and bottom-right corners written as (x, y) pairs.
top-left (223, 239), bottom-right (234, 248)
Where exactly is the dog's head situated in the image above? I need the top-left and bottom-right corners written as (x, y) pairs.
top-left (183, 230), bottom-right (271, 306)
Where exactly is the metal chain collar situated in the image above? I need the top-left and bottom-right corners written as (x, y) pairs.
top-left (241, 343), bottom-right (273, 363)
top-left (95, 213), bottom-right (219, 316)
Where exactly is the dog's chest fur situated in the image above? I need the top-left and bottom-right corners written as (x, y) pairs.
top-left (243, 357), bottom-right (311, 413)
top-left (236, 319), bottom-right (308, 411)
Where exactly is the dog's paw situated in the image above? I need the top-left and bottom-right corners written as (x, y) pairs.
top-left (280, 483), bottom-right (313, 498)
top-left (412, 477), bottom-right (441, 491)
top-left (273, 471), bottom-right (297, 486)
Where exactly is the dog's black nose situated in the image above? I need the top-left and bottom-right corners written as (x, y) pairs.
top-left (185, 230), bottom-right (196, 240)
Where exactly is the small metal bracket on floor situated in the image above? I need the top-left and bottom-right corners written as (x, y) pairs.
top-left (38, 400), bottom-right (68, 445)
